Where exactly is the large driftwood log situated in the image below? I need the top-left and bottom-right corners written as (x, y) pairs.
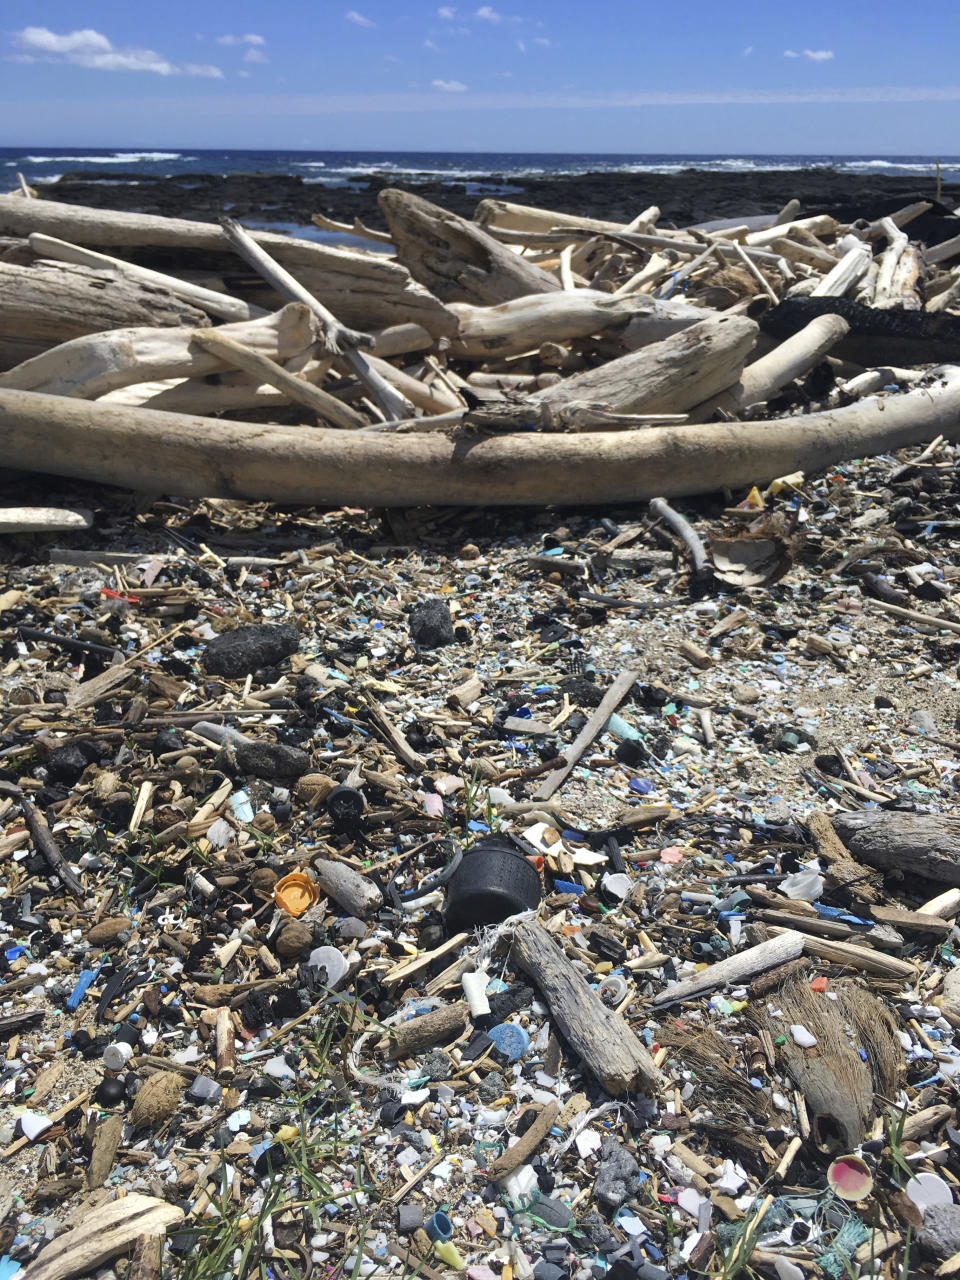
top-left (0, 303), bottom-right (316, 399)
top-left (690, 313), bottom-right (850, 420)
top-left (0, 195), bottom-right (455, 337)
top-left (370, 291), bottom-right (714, 362)
top-left (450, 291), bottom-right (713, 360)
top-left (379, 188), bottom-right (560, 305)
top-left (0, 259), bottom-right (208, 371)
top-left (832, 810), bottom-right (960, 884)
top-left (533, 314), bottom-right (758, 415)
top-left (28, 232), bottom-right (266, 323)
top-left (17, 1193), bottom-right (183, 1280)
top-left (4, 370), bottom-right (960, 505)
top-left (474, 197), bottom-right (656, 238)
top-left (511, 921), bottom-right (662, 1095)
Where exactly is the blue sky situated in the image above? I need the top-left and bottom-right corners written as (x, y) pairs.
top-left (3, 1), bottom-right (960, 153)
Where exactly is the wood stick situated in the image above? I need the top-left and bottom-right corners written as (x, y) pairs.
top-left (765, 926), bottom-right (917, 979)
top-left (511, 921), bottom-right (662, 1095)
top-left (533, 669), bottom-right (640, 800)
top-left (218, 216), bottom-right (411, 421)
top-left (128, 1235), bottom-right (163, 1280)
top-left (652, 932), bottom-right (806, 1006)
top-left (0, 782), bottom-right (83, 897)
top-left (215, 1006), bottom-right (236, 1081)
top-left (6, 369), bottom-right (960, 506)
top-left (484, 1102), bottom-right (559, 1180)
top-left (863, 597), bottom-right (960, 635)
top-left (27, 232), bottom-right (266, 323)
top-left (811, 242), bottom-right (873, 298)
top-left (189, 327), bottom-right (365, 429)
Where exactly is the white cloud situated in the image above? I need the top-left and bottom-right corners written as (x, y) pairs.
top-left (432, 78), bottom-right (468, 91)
top-left (437, 5), bottom-right (456, 17)
top-left (216, 33), bottom-right (264, 46)
top-left (783, 49), bottom-right (798, 57)
top-left (475, 6), bottom-right (501, 21)
top-left (243, 47), bottom-right (269, 63)
top-left (743, 45), bottom-right (753, 56)
top-left (345, 10), bottom-right (376, 27)
top-left (14, 26), bottom-right (223, 77)
top-left (424, 39), bottom-right (441, 51)
top-left (516, 39), bottom-right (526, 52)
top-left (533, 36), bottom-right (550, 46)
top-left (803, 48), bottom-right (834, 61)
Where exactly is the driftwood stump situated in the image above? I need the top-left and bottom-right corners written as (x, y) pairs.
top-left (832, 810), bottom-right (960, 885)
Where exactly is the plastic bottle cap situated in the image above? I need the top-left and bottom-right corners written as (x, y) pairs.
top-left (274, 872), bottom-right (319, 917)
top-left (905, 1171), bottom-right (953, 1212)
top-left (488, 1022), bottom-right (530, 1061)
top-left (425, 1211), bottom-right (453, 1242)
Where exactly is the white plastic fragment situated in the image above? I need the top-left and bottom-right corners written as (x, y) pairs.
top-left (789, 1024), bottom-right (818, 1048)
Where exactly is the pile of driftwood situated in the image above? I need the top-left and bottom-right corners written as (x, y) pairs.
top-left (1, 186), bottom-right (960, 510)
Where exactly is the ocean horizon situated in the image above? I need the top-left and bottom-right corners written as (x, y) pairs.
top-left (5, 147), bottom-right (959, 190)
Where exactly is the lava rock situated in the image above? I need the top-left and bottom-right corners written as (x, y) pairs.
top-left (202, 623), bottom-right (299, 678)
top-left (920, 1203), bottom-right (960, 1258)
top-left (236, 739), bottom-right (311, 781)
top-left (421, 1050), bottom-right (453, 1080)
top-left (408, 598), bottom-right (455, 648)
top-left (595, 1136), bottom-right (640, 1211)
top-left (477, 1071), bottom-right (506, 1104)
top-left (46, 743), bottom-right (94, 785)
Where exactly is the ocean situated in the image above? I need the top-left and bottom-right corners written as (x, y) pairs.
top-left (4, 148), bottom-right (959, 189)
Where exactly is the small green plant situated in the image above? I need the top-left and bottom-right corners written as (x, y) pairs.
top-left (884, 1105), bottom-right (914, 1184)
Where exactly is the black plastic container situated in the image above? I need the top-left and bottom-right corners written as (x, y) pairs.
top-left (443, 836), bottom-right (542, 932)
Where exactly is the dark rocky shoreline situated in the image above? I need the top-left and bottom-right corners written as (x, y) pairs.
top-left (34, 166), bottom-right (960, 236)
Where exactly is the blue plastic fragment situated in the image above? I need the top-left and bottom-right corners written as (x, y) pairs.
top-left (4, 947), bottom-right (26, 964)
top-left (487, 1022), bottom-right (530, 1061)
top-left (552, 879), bottom-right (584, 896)
top-left (629, 778), bottom-right (655, 794)
top-left (66, 963), bottom-right (103, 1011)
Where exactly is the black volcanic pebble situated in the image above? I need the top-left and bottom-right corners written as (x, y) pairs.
top-left (46, 743), bottom-right (94, 784)
top-left (202, 623), bottom-right (299, 677)
top-left (408, 599), bottom-right (455, 648)
top-left (235, 739), bottom-right (311, 781)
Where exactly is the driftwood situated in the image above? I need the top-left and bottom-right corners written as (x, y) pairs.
top-left (387, 1001), bottom-right (469, 1058)
top-left (0, 194), bottom-right (455, 336)
top-left (474, 197), bottom-right (657, 238)
top-left (188, 328), bottom-right (364, 429)
top-left (0, 506), bottom-right (91, 534)
top-left (312, 857), bottom-right (384, 917)
top-left (28, 232), bottom-right (266, 323)
top-left (379, 188), bottom-right (561, 305)
top-left (4, 368), bottom-right (960, 505)
top-left (218, 215), bottom-right (410, 422)
top-left (0, 302), bottom-right (316, 400)
top-left (18, 1193), bottom-right (183, 1280)
top-left (691, 312), bottom-right (849, 420)
top-left (0, 259), bottom-right (208, 371)
top-left (533, 314), bottom-right (758, 415)
top-left (652, 931), bottom-right (805, 1006)
top-left (510, 921), bottom-right (662, 1095)
top-left (533, 668), bottom-right (640, 800)
top-left (832, 810), bottom-right (960, 885)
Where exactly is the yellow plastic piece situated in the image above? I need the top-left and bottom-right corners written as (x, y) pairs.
top-left (432, 1240), bottom-right (466, 1270)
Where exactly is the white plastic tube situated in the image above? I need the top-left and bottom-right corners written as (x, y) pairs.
top-left (461, 969), bottom-right (491, 1016)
